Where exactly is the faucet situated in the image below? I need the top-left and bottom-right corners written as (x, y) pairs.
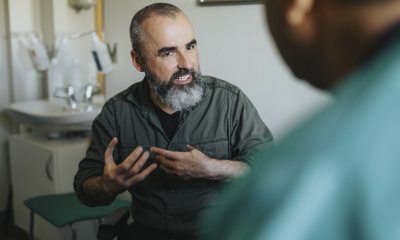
top-left (54, 85), bottom-right (78, 110)
top-left (82, 84), bottom-right (99, 111)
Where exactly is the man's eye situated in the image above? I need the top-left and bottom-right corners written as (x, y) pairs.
top-left (186, 44), bottom-right (196, 50)
top-left (162, 51), bottom-right (172, 57)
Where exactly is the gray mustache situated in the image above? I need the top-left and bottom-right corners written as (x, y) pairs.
top-left (170, 69), bottom-right (193, 82)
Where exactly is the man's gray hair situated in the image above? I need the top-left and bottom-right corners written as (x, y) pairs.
top-left (129, 3), bottom-right (182, 63)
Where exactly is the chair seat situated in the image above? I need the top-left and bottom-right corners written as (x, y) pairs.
top-left (24, 192), bottom-right (130, 228)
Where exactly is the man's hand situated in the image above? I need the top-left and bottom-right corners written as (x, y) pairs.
top-left (101, 137), bottom-right (157, 195)
top-left (151, 145), bottom-right (214, 180)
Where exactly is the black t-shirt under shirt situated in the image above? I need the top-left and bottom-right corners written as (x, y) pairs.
top-left (153, 106), bottom-right (180, 141)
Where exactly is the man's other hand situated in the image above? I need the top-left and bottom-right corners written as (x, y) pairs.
top-left (151, 145), bottom-right (215, 180)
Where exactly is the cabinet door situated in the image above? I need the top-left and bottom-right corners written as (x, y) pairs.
top-left (9, 135), bottom-right (58, 239)
top-left (54, 141), bottom-right (88, 193)
top-left (10, 135), bottom-right (96, 240)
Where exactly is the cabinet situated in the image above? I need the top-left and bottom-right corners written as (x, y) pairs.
top-left (9, 134), bottom-right (96, 239)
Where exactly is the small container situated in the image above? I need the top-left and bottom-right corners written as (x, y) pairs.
top-left (91, 33), bottom-right (113, 74)
top-left (29, 34), bottom-right (50, 71)
top-left (48, 58), bottom-right (65, 103)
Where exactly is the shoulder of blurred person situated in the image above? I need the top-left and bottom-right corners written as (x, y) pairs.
top-left (202, 0), bottom-right (400, 239)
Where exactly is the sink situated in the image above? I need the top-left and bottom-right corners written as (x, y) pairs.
top-left (5, 100), bottom-right (102, 132)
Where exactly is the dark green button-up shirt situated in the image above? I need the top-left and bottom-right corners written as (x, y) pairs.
top-left (74, 76), bottom-right (273, 235)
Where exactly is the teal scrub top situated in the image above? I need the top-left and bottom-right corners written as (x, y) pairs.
top-left (202, 24), bottom-right (400, 240)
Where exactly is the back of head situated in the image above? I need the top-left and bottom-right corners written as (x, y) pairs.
top-left (129, 3), bottom-right (182, 61)
top-left (264, 0), bottom-right (400, 89)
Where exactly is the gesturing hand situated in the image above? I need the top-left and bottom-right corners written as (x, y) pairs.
top-left (151, 145), bottom-right (216, 180)
top-left (101, 137), bottom-right (157, 195)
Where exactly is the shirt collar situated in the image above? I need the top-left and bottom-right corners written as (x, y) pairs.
top-left (332, 20), bottom-right (400, 98)
top-left (363, 20), bottom-right (400, 65)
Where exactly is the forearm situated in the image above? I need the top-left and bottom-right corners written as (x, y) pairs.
top-left (80, 175), bottom-right (118, 206)
top-left (205, 159), bottom-right (249, 181)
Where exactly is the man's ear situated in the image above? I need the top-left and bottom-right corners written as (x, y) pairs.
top-left (131, 50), bottom-right (145, 72)
top-left (285, 0), bottom-right (317, 43)
top-left (286, 0), bottom-right (315, 26)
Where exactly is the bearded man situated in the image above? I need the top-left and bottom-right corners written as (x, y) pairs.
top-left (74, 3), bottom-right (273, 240)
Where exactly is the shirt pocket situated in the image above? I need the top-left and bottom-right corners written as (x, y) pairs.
top-left (191, 137), bottom-right (230, 160)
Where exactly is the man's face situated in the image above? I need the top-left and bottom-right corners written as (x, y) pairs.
top-left (140, 13), bottom-right (204, 110)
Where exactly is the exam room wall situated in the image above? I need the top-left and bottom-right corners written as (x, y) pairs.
top-left (103, 0), bottom-right (332, 140)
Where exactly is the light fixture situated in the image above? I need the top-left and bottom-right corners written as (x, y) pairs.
top-left (68, 0), bottom-right (96, 12)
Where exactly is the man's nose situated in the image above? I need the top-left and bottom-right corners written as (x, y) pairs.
top-left (177, 52), bottom-right (192, 69)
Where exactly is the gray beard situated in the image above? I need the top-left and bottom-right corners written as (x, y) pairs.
top-left (146, 68), bottom-right (205, 111)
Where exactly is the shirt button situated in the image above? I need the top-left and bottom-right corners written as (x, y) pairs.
top-left (168, 215), bottom-right (174, 220)
top-left (171, 189), bottom-right (176, 193)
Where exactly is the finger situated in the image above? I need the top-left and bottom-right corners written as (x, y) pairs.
top-left (116, 146), bottom-right (143, 174)
top-left (125, 163), bottom-right (158, 187)
top-left (156, 155), bottom-right (176, 169)
top-left (159, 164), bottom-right (187, 178)
top-left (157, 156), bottom-right (187, 176)
top-left (104, 137), bottom-right (118, 166)
top-left (158, 164), bottom-right (176, 175)
top-left (151, 147), bottom-right (179, 160)
top-left (186, 144), bottom-right (195, 151)
top-left (129, 151), bottom-right (150, 174)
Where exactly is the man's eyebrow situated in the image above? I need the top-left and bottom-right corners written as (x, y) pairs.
top-left (157, 46), bottom-right (177, 56)
top-left (156, 39), bottom-right (197, 56)
top-left (187, 39), bottom-right (197, 46)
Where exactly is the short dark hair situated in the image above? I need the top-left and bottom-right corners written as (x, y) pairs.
top-left (129, 3), bottom-right (182, 62)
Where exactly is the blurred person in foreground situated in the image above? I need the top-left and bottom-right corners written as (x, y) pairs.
top-left (203, 0), bottom-right (400, 239)
top-left (74, 2), bottom-right (273, 240)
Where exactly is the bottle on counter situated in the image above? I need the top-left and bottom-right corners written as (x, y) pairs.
top-left (28, 34), bottom-right (50, 71)
top-left (91, 32), bottom-right (113, 74)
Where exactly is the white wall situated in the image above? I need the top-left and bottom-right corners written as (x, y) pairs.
top-left (104, 0), bottom-right (332, 140)
top-left (9, 0), bottom-right (44, 102)
top-left (52, 0), bottom-right (94, 64)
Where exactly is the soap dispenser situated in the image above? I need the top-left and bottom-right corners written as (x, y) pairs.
top-left (28, 34), bottom-right (50, 71)
top-left (91, 33), bottom-right (113, 74)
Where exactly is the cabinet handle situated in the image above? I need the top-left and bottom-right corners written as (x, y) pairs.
top-left (45, 155), bottom-right (53, 182)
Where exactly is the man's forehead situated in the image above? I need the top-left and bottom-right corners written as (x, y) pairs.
top-left (142, 14), bottom-right (195, 46)
top-left (144, 13), bottom-right (193, 31)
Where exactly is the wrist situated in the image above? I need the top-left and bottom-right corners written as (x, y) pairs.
top-left (204, 157), bottom-right (223, 179)
top-left (205, 159), bottom-right (250, 180)
top-left (81, 175), bottom-right (118, 205)
top-left (99, 175), bottom-right (121, 196)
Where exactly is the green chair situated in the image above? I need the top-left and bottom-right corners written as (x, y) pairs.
top-left (24, 192), bottom-right (130, 240)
